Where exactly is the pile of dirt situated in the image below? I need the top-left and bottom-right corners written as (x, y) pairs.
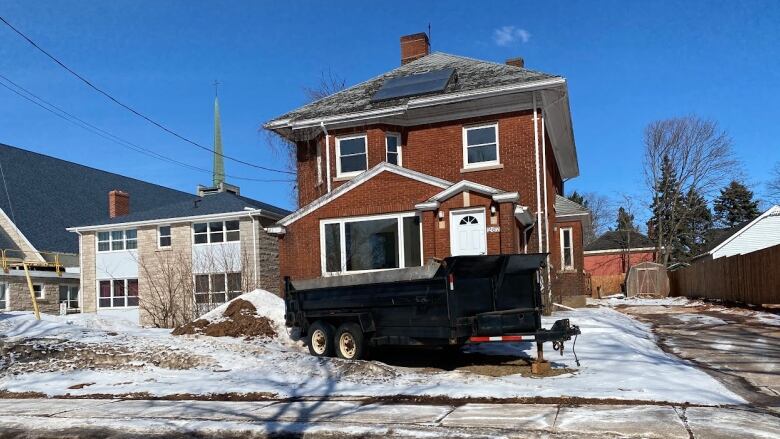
top-left (172, 299), bottom-right (277, 339)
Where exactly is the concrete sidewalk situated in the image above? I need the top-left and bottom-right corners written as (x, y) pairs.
top-left (1, 398), bottom-right (779, 438)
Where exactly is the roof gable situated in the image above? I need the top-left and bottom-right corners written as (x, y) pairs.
top-left (275, 163), bottom-right (451, 228)
top-left (706, 205), bottom-right (780, 257)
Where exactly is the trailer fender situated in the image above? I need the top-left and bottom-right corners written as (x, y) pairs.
top-left (358, 313), bottom-right (376, 333)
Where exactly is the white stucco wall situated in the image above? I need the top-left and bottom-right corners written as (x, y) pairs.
top-left (192, 242), bottom-right (242, 274)
top-left (96, 250), bottom-right (139, 279)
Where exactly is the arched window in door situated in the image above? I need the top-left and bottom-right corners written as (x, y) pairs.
top-left (459, 215), bottom-right (479, 225)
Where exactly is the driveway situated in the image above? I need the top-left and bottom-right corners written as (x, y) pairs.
top-left (615, 302), bottom-right (780, 409)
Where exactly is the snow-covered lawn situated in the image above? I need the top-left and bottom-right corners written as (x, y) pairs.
top-left (0, 290), bottom-right (743, 405)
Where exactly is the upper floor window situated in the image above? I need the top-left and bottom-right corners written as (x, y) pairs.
top-left (97, 229), bottom-right (137, 252)
top-left (193, 220), bottom-right (240, 244)
top-left (463, 123), bottom-right (499, 168)
top-left (336, 135), bottom-right (367, 178)
top-left (560, 227), bottom-right (574, 270)
top-left (386, 133), bottom-right (401, 166)
top-left (158, 226), bottom-right (172, 248)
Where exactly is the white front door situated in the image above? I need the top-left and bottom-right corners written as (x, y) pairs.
top-left (450, 209), bottom-right (487, 256)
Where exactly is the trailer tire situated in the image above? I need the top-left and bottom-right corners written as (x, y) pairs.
top-left (335, 323), bottom-right (365, 360)
top-left (308, 321), bottom-right (335, 357)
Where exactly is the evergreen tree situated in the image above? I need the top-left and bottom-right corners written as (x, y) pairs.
top-left (713, 180), bottom-right (760, 227)
top-left (615, 207), bottom-right (636, 231)
top-left (679, 188), bottom-right (712, 259)
top-left (647, 155), bottom-right (685, 264)
top-left (567, 191), bottom-right (587, 208)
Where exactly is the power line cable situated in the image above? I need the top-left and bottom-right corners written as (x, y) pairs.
top-left (0, 75), bottom-right (293, 183)
top-left (0, 14), bottom-right (294, 175)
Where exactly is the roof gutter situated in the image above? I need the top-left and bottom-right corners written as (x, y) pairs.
top-left (67, 209), bottom-right (285, 233)
top-left (269, 77), bottom-right (568, 131)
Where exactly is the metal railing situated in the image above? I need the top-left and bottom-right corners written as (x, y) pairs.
top-left (1, 248), bottom-right (64, 276)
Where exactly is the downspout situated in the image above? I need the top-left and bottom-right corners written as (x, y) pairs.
top-left (532, 94), bottom-right (542, 253)
top-left (523, 223), bottom-right (534, 253)
top-left (541, 112), bottom-right (552, 306)
top-left (320, 122), bottom-right (331, 193)
top-left (251, 214), bottom-right (259, 289)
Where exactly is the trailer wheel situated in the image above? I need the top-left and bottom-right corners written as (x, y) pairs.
top-left (335, 323), bottom-right (365, 360)
top-left (308, 321), bottom-right (335, 357)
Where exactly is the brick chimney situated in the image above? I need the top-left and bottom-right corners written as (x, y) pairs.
top-left (400, 33), bottom-right (430, 65)
top-left (108, 190), bottom-right (129, 218)
top-left (506, 57), bottom-right (525, 68)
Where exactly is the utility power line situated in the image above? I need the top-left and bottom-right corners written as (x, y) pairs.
top-left (0, 14), bottom-right (294, 175)
top-left (0, 74), bottom-right (293, 183)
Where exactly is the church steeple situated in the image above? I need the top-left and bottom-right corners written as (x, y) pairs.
top-left (212, 81), bottom-right (225, 186)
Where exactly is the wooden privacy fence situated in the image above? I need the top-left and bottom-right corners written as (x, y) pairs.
top-left (669, 243), bottom-right (780, 305)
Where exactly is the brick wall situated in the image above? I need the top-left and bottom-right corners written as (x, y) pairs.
top-left (550, 219), bottom-right (588, 297)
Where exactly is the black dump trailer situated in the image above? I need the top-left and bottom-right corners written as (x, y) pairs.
top-left (284, 254), bottom-right (580, 361)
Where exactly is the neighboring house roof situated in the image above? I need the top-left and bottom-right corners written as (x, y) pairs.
top-left (0, 143), bottom-right (197, 254)
top-left (0, 227), bottom-right (20, 252)
top-left (70, 191), bottom-right (291, 229)
top-left (585, 230), bottom-right (655, 253)
top-left (266, 52), bottom-right (559, 127)
top-left (555, 195), bottom-right (589, 217)
top-left (694, 205), bottom-right (780, 259)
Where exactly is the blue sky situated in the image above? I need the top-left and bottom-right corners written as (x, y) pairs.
top-left (1, 1), bottom-right (778, 221)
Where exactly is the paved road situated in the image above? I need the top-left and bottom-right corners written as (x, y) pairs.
top-left (1, 398), bottom-right (779, 438)
top-left (618, 304), bottom-right (780, 408)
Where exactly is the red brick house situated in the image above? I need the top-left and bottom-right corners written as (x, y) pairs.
top-left (584, 230), bottom-right (656, 297)
top-left (264, 33), bottom-right (589, 304)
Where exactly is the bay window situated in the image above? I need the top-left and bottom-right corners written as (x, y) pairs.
top-left (336, 135), bottom-right (367, 177)
top-left (463, 123), bottom-right (499, 168)
top-left (321, 213), bottom-right (422, 275)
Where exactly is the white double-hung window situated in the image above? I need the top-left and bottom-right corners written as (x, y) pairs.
top-left (193, 220), bottom-right (240, 244)
top-left (336, 134), bottom-right (367, 178)
top-left (320, 212), bottom-right (422, 275)
top-left (560, 227), bottom-right (574, 271)
top-left (463, 123), bottom-right (499, 168)
top-left (385, 133), bottom-right (401, 166)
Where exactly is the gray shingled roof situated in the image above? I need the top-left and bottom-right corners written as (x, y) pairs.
top-left (0, 227), bottom-right (21, 252)
top-left (76, 191), bottom-right (290, 227)
top-left (266, 52), bottom-right (559, 127)
top-left (585, 230), bottom-right (655, 252)
top-left (0, 143), bottom-right (288, 254)
top-left (554, 195), bottom-right (589, 217)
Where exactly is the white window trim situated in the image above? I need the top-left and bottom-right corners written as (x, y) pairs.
top-left (96, 278), bottom-right (139, 309)
top-left (0, 282), bottom-right (9, 310)
top-left (97, 229), bottom-right (138, 253)
top-left (194, 272), bottom-right (242, 303)
top-left (385, 132), bottom-right (402, 167)
top-left (560, 227), bottom-right (575, 271)
top-left (462, 123), bottom-right (500, 169)
top-left (59, 285), bottom-right (79, 310)
top-left (192, 220), bottom-right (241, 245)
top-left (315, 142), bottom-right (323, 185)
top-left (335, 134), bottom-right (368, 179)
top-left (158, 225), bottom-right (172, 249)
top-left (319, 211), bottom-right (423, 276)
top-left (32, 284), bottom-right (44, 299)
top-left (449, 207), bottom-right (488, 256)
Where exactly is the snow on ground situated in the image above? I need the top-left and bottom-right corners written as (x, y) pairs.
top-left (0, 290), bottom-right (744, 405)
top-left (588, 296), bottom-right (705, 307)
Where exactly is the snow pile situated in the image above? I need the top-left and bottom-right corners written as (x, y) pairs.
top-left (589, 296), bottom-right (704, 307)
top-left (172, 290), bottom-right (286, 339)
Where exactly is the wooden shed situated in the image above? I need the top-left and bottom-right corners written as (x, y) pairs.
top-left (626, 262), bottom-right (669, 297)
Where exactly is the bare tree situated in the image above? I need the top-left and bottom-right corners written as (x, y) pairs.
top-left (264, 70), bottom-right (347, 206)
top-left (583, 192), bottom-right (611, 244)
top-left (135, 249), bottom-right (196, 328)
top-left (768, 162), bottom-right (780, 204)
top-left (643, 115), bottom-right (738, 265)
